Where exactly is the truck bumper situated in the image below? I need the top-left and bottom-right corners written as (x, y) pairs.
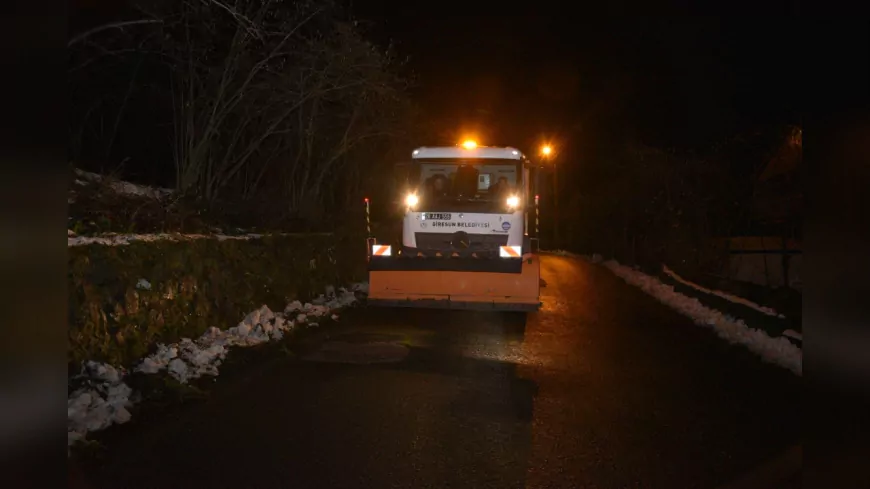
top-left (367, 254), bottom-right (541, 311)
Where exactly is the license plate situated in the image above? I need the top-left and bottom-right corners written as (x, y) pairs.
top-left (426, 213), bottom-right (451, 220)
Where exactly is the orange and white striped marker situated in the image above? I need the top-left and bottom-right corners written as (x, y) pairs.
top-left (372, 244), bottom-right (392, 256)
top-left (499, 245), bottom-right (522, 258)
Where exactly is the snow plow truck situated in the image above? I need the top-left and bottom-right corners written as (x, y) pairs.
top-left (366, 142), bottom-right (542, 311)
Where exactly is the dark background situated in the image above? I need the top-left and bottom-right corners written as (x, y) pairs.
top-left (70, 0), bottom-right (802, 173)
top-left (68, 0), bottom-right (803, 273)
top-left (353, 6), bottom-right (800, 149)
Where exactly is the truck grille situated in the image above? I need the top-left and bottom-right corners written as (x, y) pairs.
top-left (414, 232), bottom-right (508, 252)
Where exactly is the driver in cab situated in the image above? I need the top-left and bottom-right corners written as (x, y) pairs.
top-left (425, 174), bottom-right (450, 198)
top-left (488, 176), bottom-right (512, 198)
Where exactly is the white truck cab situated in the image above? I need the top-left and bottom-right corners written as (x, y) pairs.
top-left (398, 144), bottom-right (536, 258)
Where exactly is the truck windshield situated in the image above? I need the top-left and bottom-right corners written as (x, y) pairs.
top-left (417, 160), bottom-right (519, 202)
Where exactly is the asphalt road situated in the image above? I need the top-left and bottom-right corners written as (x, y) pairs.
top-left (75, 255), bottom-right (801, 489)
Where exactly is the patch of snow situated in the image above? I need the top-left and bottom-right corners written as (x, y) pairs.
top-left (351, 282), bottom-right (369, 294)
top-left (326, 288), bottom-right (359, 309)
top-left (230, 321), bottom-right (251, 338)
top-left (167, 358), bottom-right (189, 382)
top-left (136, 278), bottom-right (152, 290)
top-left (73, 168), bottom-right (173, 200)
top-left (173, 338), bottom-right (227, 381)
top-left (136, 357), bottom-right (162, 374)
top-left (783, 329), bottom-right (802, 341)
top-left (285, 300), bottom-right (303, 314)
top-left (243, 305), bottom-right (276, 327)
top-left (305, 304), bottom-right (330, 318)
top-left (80, 361), bottom-right (125, 384)
top-left (603, 260), bottom-right (801, 376)
top-left (68, 232), bottom-right (268, 247)
top-left (662, 265), bottom-right (786, 318)
top-left (135, 344), bottom-right (177, 374)
top-left (67, 362), bottom-right (134, 450)
top-left (69, 288), bottom-right (361, 450)
top-left (216, 233), bottom-right (263, 241)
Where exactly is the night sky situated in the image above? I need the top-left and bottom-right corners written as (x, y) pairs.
top-left (353, 4), bottom-right (801, 157)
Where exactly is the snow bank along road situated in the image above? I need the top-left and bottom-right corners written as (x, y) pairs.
top-left (74, 254), bottom-right (801, 489)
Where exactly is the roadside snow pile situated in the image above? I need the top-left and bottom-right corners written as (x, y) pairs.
top-left (134, 289), bottom-right (359, 380)
top-left (67, 285), bottom-right (365, 450)
top-left (602, 260), bottom-right (802, 376)
top-left (662, 265), bottom-right (786, 318)
top-left (68, 362), bottom-right (134, 449)
top-left (136, 338), bottom-right (228, 382)
top-left (351, 282), bottom-right (370, 294)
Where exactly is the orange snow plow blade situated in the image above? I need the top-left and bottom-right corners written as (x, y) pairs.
top-left (367, 254), bottom-right (541, 311)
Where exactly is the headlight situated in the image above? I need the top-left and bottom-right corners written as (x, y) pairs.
top-left (405, 193), bottom-right (419, 208)
top-left (506, 195), bottom-right (520, 209)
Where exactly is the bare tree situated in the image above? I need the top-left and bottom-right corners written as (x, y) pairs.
top-left (69, 0), bottom-right (410, 226)
top-left (68, 17), bottom-right (164, 167)
top-left (140, 0), bottom-right (408, 216)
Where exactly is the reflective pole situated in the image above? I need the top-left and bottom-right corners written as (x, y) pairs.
top-left (364, 198), bottom-right (373, 259)
top-left (364, 197), bottom-right (371, 237)
top-left (524, 208), bottom-right (529, 234)
top-left (534, 164), bottom-right (541, 239)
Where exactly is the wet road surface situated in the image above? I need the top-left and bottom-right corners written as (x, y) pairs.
top-left (77, 255), bottom-right (801, 488)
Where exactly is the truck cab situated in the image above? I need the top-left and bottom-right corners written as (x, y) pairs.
top-left (397, 144), bottom-right (537, 259)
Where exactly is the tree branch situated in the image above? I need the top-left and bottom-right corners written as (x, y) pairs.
top-left (68, 20), bottom-right (163, 48)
